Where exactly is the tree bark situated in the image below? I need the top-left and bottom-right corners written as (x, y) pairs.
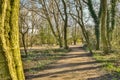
top-left (106, 0), bottom-right (117, 50)
top-left (100, 0), bottom-right (109, 54)
top-left (0, 0), bottom-right (25, 80)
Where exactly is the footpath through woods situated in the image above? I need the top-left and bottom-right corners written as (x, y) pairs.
top-left (26, 45), bottom-right (111, 80)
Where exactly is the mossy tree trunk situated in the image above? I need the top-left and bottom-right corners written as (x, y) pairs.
top-left (0, 0), bottom-right (25, 80)
top-left (110, 0), bottom-right (117, 32)
top-left (100, 0), bottom-right (109, 54)
top-left (86, 0), bottom-right (101, 50)
top-left (106, 0), bottom-right (117, 50)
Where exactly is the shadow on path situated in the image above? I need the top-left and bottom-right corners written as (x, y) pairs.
top-left (25, 46), bottom-right (113, 80)
top-left (88, 74), bottom-right (118, 80)
top-left (26, 65), bottom-right (102, 79)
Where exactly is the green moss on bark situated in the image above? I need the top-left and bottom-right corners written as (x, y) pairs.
top-left (0, 0), bottom-right (25, 80)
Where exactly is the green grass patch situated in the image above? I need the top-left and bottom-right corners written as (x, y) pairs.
top-left (93, 51), bottom-right (120, 79)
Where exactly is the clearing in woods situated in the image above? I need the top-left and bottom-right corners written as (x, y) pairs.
top-left (26, 46), bottom-right (111, 80)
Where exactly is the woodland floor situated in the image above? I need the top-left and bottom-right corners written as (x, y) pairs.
top-left (24, 45), bottom-right (114, 80)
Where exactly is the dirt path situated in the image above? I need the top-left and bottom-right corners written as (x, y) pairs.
top-left (26, 46), bottom-right (109, 80)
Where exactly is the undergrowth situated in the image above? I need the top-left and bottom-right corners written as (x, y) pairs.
top-left (93, 51), bottom-right (120, 79)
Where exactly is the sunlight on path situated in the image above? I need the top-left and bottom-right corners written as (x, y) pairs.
top-left (26, 45), bottom-right (108, 80)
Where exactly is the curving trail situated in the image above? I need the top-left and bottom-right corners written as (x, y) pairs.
top-left (26, 45), bottom-right (110, 80)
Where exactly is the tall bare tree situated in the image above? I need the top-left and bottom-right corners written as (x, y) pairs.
top-left (19, 8), bottom-right (29, 56)
top-left (39, 0), bottom-right (63, 48)
top-left (54, 0), bottom-right (69, 49)
top-left (69, 0), bottom-right (93, 53)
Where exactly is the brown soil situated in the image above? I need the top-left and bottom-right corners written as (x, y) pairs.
top-left (25, 46), bottom-right (111, 80)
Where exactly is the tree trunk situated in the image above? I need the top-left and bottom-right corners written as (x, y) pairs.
top-left (106, 10), bottom-right (111, 49)
top-left (95, 24), bottom-right (100, 50)
top-left (106, 0), bottom-right (117, 50)
top-left (63, 21), bottom-right (68, 49)
top-left (73, 24), bottom-right (77, 45)
top-left (0, 0), bottom-right (25, 80)
top-left (87, 0), bottom-right (100, 50)
top-left (22, 34), bottom-right (28, 57)
top-left (58, 38), bottom-right (63, 48)
top-left (62, 0), bottom-right (68, 49)
top-left (73, 40), bottom-right (77, 45)
top-left (110, 0), bottom-right (117, 32)
top-left (100, 0), bottom-right (109, 54)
